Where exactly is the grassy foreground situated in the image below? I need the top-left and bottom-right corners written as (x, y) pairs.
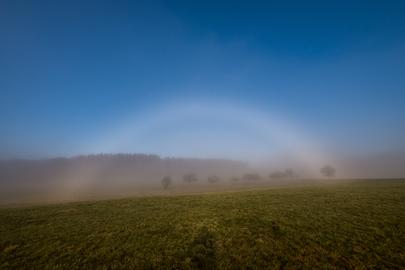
top-left (1, 180), bottom-right (404, 269)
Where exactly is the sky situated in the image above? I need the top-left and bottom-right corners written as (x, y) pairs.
top-left (1, 0), bottom-right (405, 162)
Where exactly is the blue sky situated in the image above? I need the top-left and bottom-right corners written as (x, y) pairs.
top-left (1, 0), bottom-right (405, 159)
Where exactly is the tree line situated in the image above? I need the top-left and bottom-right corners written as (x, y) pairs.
top-left (161, 165), bottom-right (336, 189)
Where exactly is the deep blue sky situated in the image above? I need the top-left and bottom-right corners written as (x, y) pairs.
top-left (1, 0), bottom-right (405, 158)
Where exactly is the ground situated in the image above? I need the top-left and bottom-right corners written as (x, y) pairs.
top-left (1, 179), bottom-right (404, 269)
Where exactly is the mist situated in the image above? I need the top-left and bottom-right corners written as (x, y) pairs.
top-left (1, 99), bottom-right (405, 205)
top-left (1, 1), bottom-right (405, 206)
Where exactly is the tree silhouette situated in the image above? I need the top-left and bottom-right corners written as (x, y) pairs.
top-left (242, 173), bottom-right (261, 181)
top-left (269, 171), bottom-right (286, 180)
top-left (269, 169), bottom-right (297, 180)
top-left (320, 165), bottom-right (336, 178)
top-left (161, 176), bottom-right (172, 190)
top-left (207, 175), bottom-right (219, 183)
top-left (183, 173), bottom-right (198, 184)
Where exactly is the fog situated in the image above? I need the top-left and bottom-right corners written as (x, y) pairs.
top-left (1, 101), bottom-right (405, 205)
top-left (0, 154), bottom-right (247, 204)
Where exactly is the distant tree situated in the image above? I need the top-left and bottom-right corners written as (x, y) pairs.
top-left (269, 171), bottom-right (286, 180)
top-left (284, 168), bottom-right (296, 179)
top-left (320, 165), bottom-right (336, 178)
top-left (269, 169), bottom-right (297, 180)
top-left (161, 176), bottom-right (172, 190)
top-left (183, 173), bottom-right (198, 184)
top-left (242, 173), bottom-right (261, 182)
top-left (207, 175), bottom-right (220, 183)
top-left (230, 176), bottom-right (240, 182)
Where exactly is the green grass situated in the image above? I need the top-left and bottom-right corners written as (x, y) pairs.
top-left (1, 180), bottom-right (404, 269)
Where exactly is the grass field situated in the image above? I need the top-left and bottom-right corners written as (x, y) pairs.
top-left (1, 179), bottom-right (404, 269)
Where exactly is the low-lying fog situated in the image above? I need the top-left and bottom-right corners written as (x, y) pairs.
top-left (1, 152), bottom-right (404, 205)
top-left (1, 102), bottom-right (404, 204)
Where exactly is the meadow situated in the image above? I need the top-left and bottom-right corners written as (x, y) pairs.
top-left (1, 179), bottom-right (404, 269)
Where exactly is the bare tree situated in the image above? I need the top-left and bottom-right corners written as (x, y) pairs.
top-left (161, 176), bottom-right (172, 190)
top-left (183, 173), bottom-right (198, 184)
top-left (320, 165), bottom-right (336, 178)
